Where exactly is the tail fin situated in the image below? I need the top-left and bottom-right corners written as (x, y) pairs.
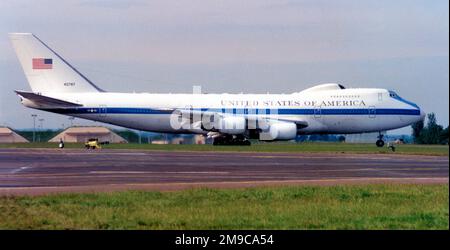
top-left (9, 33), bottom-right (104, 94)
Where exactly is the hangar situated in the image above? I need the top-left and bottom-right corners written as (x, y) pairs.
top-left (0, 127), bottom-right (29, 143)
top-left (49, 126), bottom-right (127, 143)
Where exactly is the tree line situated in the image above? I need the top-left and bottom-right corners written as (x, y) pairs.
top-left (412, 113), bottom-right (449, 145)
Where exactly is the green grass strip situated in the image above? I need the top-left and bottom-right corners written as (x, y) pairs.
top-left (0, 184), bottom-right (448, 229)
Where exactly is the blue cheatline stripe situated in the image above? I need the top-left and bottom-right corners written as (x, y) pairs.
top-left (394, 96), bottom-right (420, 109)
top-left (42, 107), bottom-right (421, 116)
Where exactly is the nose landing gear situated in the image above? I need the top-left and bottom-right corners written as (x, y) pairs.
top-left (376, 140), bottom-right (385, 147)
top-left (376, 132), bottom-right (385, 147)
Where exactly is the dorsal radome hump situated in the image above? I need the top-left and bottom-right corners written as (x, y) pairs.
top-left (300, 83), bottom-right (345, 94)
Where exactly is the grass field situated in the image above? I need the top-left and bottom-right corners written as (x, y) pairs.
top-left (0, 184), bottom-right (448, 229)
top-left (0, 142), bottom-right (448, 156)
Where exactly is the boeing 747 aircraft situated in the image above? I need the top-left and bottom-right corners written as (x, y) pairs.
top-left (9, 33), bottom-right (425, 146)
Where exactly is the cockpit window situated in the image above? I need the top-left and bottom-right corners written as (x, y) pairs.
top-left (388, 90), bottom-right (419, 109)
top-left (388, 90), bottom-right (398, 98)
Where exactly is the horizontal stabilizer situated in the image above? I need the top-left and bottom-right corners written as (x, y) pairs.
top-left (15, 91), bottom-right (82, 108)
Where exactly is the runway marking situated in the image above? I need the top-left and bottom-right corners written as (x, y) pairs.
top-left (0, 150), bottom-right (446, 157)
top-left (66, 152), bottom-right (149, 156)
top-left (1, 175), bottom-right (317, 180)
top-left (0, 167), bottom-right (445, 181)
top-left (0, 151), bottom-right (148, 156)
top-left (115, 177), bottom-right (450, 187)
top-left (0, 166), bottom-right (446, 178)
top-left (251, 155), bottom-right (448, 162)
top-left (9, 166), bottom-right (31, 174)
top-left (0, 177), bottom-right (447, 194)
top-left (252, 155), bottom-right (398, 159)
top-left (0, 149), bottom-right (447, 195)
top-left (86, 167), bottom-right (446, 174)
top-left (89, 171), bottom-right (231, 174)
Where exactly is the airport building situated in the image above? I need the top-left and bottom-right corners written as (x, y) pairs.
top-left (49, 126), bottom-right (127, 143)
top-left (172, 135), bottom-right (206, 144)
top-left (150, 134), bottom-right (206, 144)
top-left (0, 127), bottom-right (29, 143)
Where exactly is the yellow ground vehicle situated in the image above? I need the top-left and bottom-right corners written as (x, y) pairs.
top-left (85, 138), bottom-right (101, 149)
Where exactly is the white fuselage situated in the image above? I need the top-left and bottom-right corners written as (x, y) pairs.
top-left (10, 33), bottom-right (424, 141)
top-left (34, 85), bottom-right (424, 136)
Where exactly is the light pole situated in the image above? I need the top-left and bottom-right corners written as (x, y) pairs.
top-left (38, 118), bottom-right (44, 131)
top-left (31, 114), bottom-right (37, 142)
top-left (68, 117), bottom-right (75, 127)
top-left (38, 118), bottom-right (44, 142)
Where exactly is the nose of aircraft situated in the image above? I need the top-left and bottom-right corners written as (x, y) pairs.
top-left (419, 108), bottom-right (426, 121)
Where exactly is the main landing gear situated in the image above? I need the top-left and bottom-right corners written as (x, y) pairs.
top-left (212, 135), bottom-right (251, 146)
top-left (376, 132), bottom-right (385, 147)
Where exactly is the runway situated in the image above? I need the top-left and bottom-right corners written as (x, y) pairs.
top-left (0, 148), bottom-right (448, 195)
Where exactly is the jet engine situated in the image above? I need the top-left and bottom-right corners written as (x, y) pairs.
top-left (218, 116), bottom-right (246, 134)
top-left (260, 122), bottom-right (297, 140)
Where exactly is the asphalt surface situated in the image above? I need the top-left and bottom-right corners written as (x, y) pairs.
top-left (0, 148), bottom-right (448, 195)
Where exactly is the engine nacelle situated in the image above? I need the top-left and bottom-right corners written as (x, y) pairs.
top-left (260, 122), bottom-right (297, 140)
top-left (218, 116), bottom-right (246, 134)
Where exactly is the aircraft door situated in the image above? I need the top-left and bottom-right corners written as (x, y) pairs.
top-left (368, 106), bottom-right (376, 118)
top-left (99, 105), bottom-right (107, 117)
top-left (378, 92), bottom-right (383, 102)
top-left (314, 106), bottom-right (321, 118)
top-left (185, 105), bottom-right (193, 121)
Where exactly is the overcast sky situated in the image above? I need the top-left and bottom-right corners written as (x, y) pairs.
top-left (0, 0), bottom-right (448, 134)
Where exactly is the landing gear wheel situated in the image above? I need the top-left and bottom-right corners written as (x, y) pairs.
top-left (376, 140), bottom-right (385, 147)
top-left (212, 135), bottom-right (251, 146)
top-left (242, 140), bottom-right (251, 146)
top-left (213, 138), bottom-right (223, 145)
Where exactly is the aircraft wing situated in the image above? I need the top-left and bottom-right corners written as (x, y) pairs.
top-left (169, 108), bottom-right (308, 132)
top-left (275, 117), bottom-right (308, 128)
top-left (15, 90), bottom-right (83, 108)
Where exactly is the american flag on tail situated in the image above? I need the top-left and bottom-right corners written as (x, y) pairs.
top-left (32, 58), bottom-right (52, 69)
